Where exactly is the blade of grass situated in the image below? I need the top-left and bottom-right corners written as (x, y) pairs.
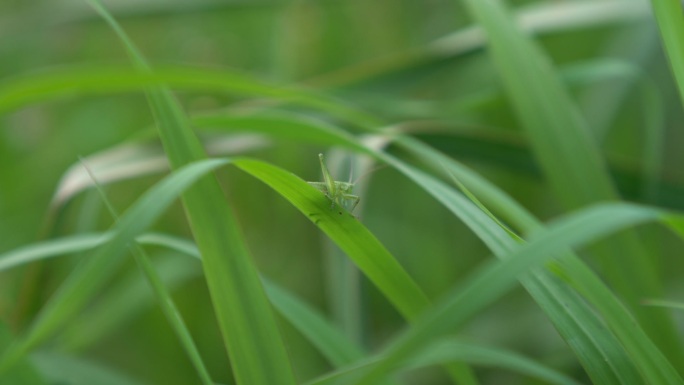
top-left (377, 151), bottom-right (641, 384)
top-left (326, 202), bottom-right (684, 385)
top-left (393, 134), bottom-right (674, 384)
top-left (60, 254), bottom-right (202, 352)
top-left (642, 299), bottom-right (684, 311)
top-left (6, 153), bottom-right (469, 383)
top-left (0, 66), bottom-right (379, 129)
top-left (0, 231), bottom-right (363, 368)
top-left (83, 163), bottom-right (213, 385)
top-left (458, 0), bottom-right (682, 365)
top-left (229, 158), bottom-right (477, 385)
top-left (408, 339), bottom-right (583, 385)
top-left (0, 323), bottom-right (45, 385)
top-left (31, 353), bottom-right (148, 385)
top-left (639, 82), bottom-right (665, 203)
top-left (309, 338), bottom-right (583, 385)
top-left (231, 152), bottom-right (635, 384)
top-left (193, 115), bottom-right (670, 384)
top-left (43, 112), bottom-right (662, 383)
top-left (457, 0), bottom-right (613, 207)
top-left (649, 0), bottom-right (684, 106)
top-left (0, 230), bottom-right (371, 374)
top-left (84, 1), bottom-right (298, 384)
top-left (233, 158), bottom-right (429, 318)
top-left (50, 112), bottom-right (641, 383)
top-left (0, 159), bottom-right (230, 372)
top-left (1, 229), bottom-right (578, 385)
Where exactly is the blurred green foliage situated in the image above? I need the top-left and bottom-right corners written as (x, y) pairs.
top-left (1, 1), bottom-right (684, 384)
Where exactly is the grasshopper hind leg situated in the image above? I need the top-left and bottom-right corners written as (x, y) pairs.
top-left (343, 194), bottom-right (360, 213)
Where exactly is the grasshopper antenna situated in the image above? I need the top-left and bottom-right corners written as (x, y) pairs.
top-left (351, 163), bottom-right (387, 185)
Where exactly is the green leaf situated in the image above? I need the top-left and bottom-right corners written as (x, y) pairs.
top-left (233, 158), bottom-right (429, 318)
top-left (1, 228), bottom-right (578, 385)
top-left (329, 203), bottom-right (684, 385)
top-left (86, 170), bottom-right (213, 385)
top-left (0, 66), bottom-right (378, 129)
top-left (0, 159), bottom-right (230, 371)
top-left (47, 112), bottom-right (649, 384)
top-left (0, 323), bottom-right (45, 385)
top-left (649, 0), bottom-right (684, 106)
top-left (457, 0), bottom-right (682, 366)
top-left (31, 353), bottom-right (148, 385)
top-left (60, 255), bottom-right (202, 352)
top-left (308, 338), bottom-right (583, 385)
top-left (85, 1), bottom-right (298, 384)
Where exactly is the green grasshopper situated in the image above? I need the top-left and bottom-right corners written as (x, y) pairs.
top-left (308, 153), bottom-right (360, 212)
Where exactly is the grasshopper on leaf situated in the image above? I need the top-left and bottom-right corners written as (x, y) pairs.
top-left (308, 153), bottom-right (360, 212)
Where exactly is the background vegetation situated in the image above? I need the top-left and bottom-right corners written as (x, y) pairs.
top-left (1, 0), bottom-right (684, 384)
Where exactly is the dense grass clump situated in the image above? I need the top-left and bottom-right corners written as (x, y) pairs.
top-left (1, 0), bottom-right (684, 384)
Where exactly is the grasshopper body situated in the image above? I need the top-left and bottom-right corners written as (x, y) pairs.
top-left (308, 153), bottom-right (360, 212)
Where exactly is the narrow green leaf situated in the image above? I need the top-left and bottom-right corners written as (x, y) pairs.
top-left (460, 0), bottom-right (614, 208)
top-left (1, 228), bottom-right (579, 385)
top-left (0, 159), bottom-right (229, 372)
top-left (458, 0), bottom-right (682, 365)
top-left (309, 338), bottom-right (583, 385)
top-left (51, 112), bottom-right (646, 384)
top-left (642, 299), bottom-right (684, 311)
top-left (86, 170), bottom-right (213, 385)
top-left (231, 158), bottom-right (478, 385)
top-left (11, 151), bottom-right (684, 384)
top-left (0, 66), bottom-right (378, 129)
top-left (0, 230), bottom-right (368, 374)
top-left (336, 203), bottom-right (684, 385)
top-left (233, 158), bottom-right (429, 319)
top-left (649, 0), bottom-right (684, 106)
top-left (0, 233), bottom-right (109, 272)
top-left (0, 323), bottom-right (45, 385)
top-left (31, 353), bottom-right (148, 385)
top-left (61, 255), bottom-right (201, 352)
top-left (85, 2), bottom-right (298, 384)
top-left (392, 136), bottom-right (670, 385)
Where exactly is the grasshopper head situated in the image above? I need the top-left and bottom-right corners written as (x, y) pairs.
top-left (335, 182), bottom-right (354, 194)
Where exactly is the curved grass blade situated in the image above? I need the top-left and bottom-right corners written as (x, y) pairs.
top-left (213, 117), bottom-right (680, 385)
top-left (60, 255), bottom-right (202, 352)
top-left (0, 229), bottom-right (369, 372)
top-left (456, 0), bottom-right (615, 207)
top-left (43, 125), bottom-right (467, 380)
top-left (231, 152), bottom-right (633, 384)
top-left (84, 1), bottom-right (298, 384)
top-left (642, 299), bottom-right (684, 312)
top-left (233, 158), bottom-right (429, 320)
top-left (228, 158), bottom-right (477, 385)
top-left (649, 0), bottom-right (684, 106)
top-left (0, 228), bottom-right (579, 385)
top-left (31, 353), bottom-right (148, 385)
top-left (0, 159), bottom-right (230, 372)
top-left (458, 0), bottom-right (682, 365)
top-left (0, 66), bottom-right (379, 129)
top-left (186, 113), bottom-right (673, 384)
top-left (0, 323), bottom-right (45, 385)
top-left (85, 168), bottom-right (213, 385)
top-left (49, 112), bottom-right (647, 383)
top-left (0, 233), bottom-right (196, 274)
top-left (308, 338), bottom-right (583, 385)
top-left (411, 339), bottom-right (583, 385)
top-left (330, 203), bottom-right (684, 385)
